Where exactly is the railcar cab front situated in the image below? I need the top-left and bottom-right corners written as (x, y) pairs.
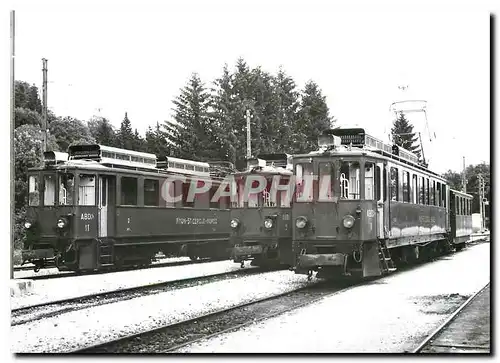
top-left (292, 132), bottom-right (386, 278)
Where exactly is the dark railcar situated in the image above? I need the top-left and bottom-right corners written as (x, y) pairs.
top-left (229, 154), bottom-right (294, 267)
top-left (291, 129), bottom-right (470, 280)
top-left (22, 145), bottom-right (234, 272)
top-left (449, 189), bottom-right (474, 250)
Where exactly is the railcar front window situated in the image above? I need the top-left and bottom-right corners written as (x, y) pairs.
top-left (247, 177), bottom-right (276, 208)
top-left (295, 163), bottom-right (314, 202)
top-left (28, 175), bottom-right (40, 206)
top-left (318, 162), bottom-right (334, 201)
top-left (340, 161), bottom-right (360, 200)
top-left (44, 175), bottom-right (56, 206)
top-left (59, 173), bottom-right (75, 205)
top-left (78, 174), bottom-right (96, 206)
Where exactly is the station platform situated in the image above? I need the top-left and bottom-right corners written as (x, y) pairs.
top-left (421, 283), bottom-right (490, 353)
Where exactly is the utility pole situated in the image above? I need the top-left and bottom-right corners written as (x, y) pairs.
top-left (462, 156), bottom-right (466, 193)
top-left (42, 58), bottom-right (48, 154)
top-left (10, 10), bottom-right (15, 280)
top-left (246, 109), bottom-right (252, 159)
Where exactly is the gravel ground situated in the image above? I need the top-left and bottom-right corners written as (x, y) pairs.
top-left (12, 268), bottom-right (266, 326)
top-left (173, 243), bottom-right (490, 353)
top-left (11, 270), bottom-right (311, 353)
top-left (11, 259), bottom-right (246, 310)
top-left (83, 281), bottom-right (353, 353)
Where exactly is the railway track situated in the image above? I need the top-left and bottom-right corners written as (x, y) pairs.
top-left (412, 282), bottom-right (490, 354)
top-left (14, 257), bottom-right (227, 280)
top-left (12, 266), bottom-right (276, 326)
top-left (74, 279), bottom-right (362, 353)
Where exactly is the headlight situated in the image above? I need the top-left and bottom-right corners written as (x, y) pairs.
top-left (343, 215), bottom-right (355, 229)
top-left (264, 218), bottom-right (274, 229)
top-left (230, 218), bottom-right (240, 229)
top-left (57, 218), bottom-right (67, 229)
top-left (296, 216), bottom-right (308, 229)
top-left (24, 222), bottom-right (32, 229)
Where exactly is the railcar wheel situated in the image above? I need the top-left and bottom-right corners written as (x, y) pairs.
top-left (455, 243), bottom-right (465, 252)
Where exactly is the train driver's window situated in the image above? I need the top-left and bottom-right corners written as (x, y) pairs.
top-left (121, 177), bottom-right (137, 206)
top-left (78, 174), bottom-right (96, 206)
top-left (319, 162), bottom-right (334, 201)
top-left (28, 175), bottom-right (40, 206)
top-left (295, 163), bottom-right (314, 202)
top-left (44, 175), bottom-right (56, 206)
top-left (364, 162), bottom-right (375, 200)
top-left (59, 173), bottom-right (75, 205)
top-left (340, 161), bottom-right (360, 199)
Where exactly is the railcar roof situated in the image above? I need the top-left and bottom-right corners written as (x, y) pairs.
top-left (293, 146), bottom-right (447, 182)
top-left (233, 165), bottom-right (293, 177)
top-left (27, 160), bottom-right (226, 180)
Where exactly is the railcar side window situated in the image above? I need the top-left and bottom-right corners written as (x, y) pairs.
top-left (455, 196), bottom-right (458, 214)
top-left (424, 179), bottom-right (429, 205)
top-left (59, 173), bottom-right (75, 205)
top-left (44, 175), bottom-right (56, 206)
top-left (78, 174), bottom-right (96, 206)
top-left (182, 181), bottom-right (194, 208)
top-left (364, 163), bottom-right (375, 200)
top-left (418, 176), bottom-right (423, 204)
top-left (436, 182), bottom-right (441, 206)
top-left (28, 175), bottom-right (40, 206)
top-left (209, 184), bottom-right (220, 209)
top-left (442, 185), bottom-right (447, 207)
top-left (296, 163), bottom-right (315, 202)
top-left (412, 174), bottom-right (418, 204)
top-left (121, 177), bottom-right (137, 205)
top-left (340, 161), bottom-right (360, 200)
top-left (390, 167), bottom-right (398, 201)
top-left (375, 166), bottom-right (381, 201)
top-left (402, 171), bottom-right (410, 203)
top-left (430, 180), bottom-right (435, 206)
top-left (144, 179), bottom-right (159, 206)
top-left (318, 162), bottom-right (334, 201)
top-left (163, 180), bottom-right (176, 207)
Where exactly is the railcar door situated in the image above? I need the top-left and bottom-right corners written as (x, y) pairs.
top-left (376, 162), bottom-right (385, 238)
top-left (98, 176), bottom-right (108, 237)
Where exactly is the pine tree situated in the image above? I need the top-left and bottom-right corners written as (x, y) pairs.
top-left (117, 112), bottom-right (135, 150)
top-left (164, 73), bottom-right (215, 161)
top-left (391, 112), bottom-right (421, 159)
top-left (88, 116), bottom-right (117, 146)
top-left (293, 81), bottom-right (333, 154)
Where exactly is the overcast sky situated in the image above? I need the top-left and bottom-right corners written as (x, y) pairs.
top-left (12, 0), bottom-right (491, 174)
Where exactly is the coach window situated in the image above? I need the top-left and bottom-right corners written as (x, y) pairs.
top-left (78, 174), bottom-right (96, 206)
top-left (436, 182), bottom-right (441, 206)
top-left (390, 167), bottom-right (398, 201)
top-left (121, 177), bottom-right (138, 205)
top-left (402, 171), bottom-right (410, 203)
top-left (318, 162), bottom-right (334, 201)
top-left (442, 185), bottom-right (447, 208)
top-left (144, 179), bottom-right (159, 206)
top-left (340, 161), bottom-right (360, 199)
top-left (28, 174), bottom-right (40, 206)
top-left (163, 180), bottom-right (176, 207)
top-left (418, 176), bottom-right (424, 204)
top-left (425, 178), bottom-right (430, 205)
top-left (430, 180), bottom-right (435, 206)
top-left (182, 180), bottom-right (194, 208)
top-left (296, 163), bottom-right (315, 202)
